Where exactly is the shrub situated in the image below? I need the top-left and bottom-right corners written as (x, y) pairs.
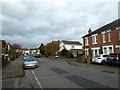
top-left (61, 49), bottom-right (68, 56)
top-left (61, 49), bottom-right (74, 58)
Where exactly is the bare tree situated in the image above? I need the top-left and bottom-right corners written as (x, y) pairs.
top-left (12, 43), bottom-right (21, 52)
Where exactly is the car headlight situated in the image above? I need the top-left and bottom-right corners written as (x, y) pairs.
top-left (35, 62), bottom-right (38, 64)
top-left (25, 64), bottom-right (28, 65)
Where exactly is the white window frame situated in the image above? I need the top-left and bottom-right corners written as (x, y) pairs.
top-left (103, 47), bottom-right (107, 54)
top-left (109, 47), bottom-right (113, 54)
top-left (102, 32), bottom-right (106, 43)
top-left (92, 34), bottom-right (98, 44)
top-left (91, 47), bottom-right (100, 57)
top-left (85, 37), bottom-right (89, 46)
top-left (85, 49), bottom-right (89, 56)
top-left (102, 45), bottom-right (114, 55)
top-left (108, 32), bottom-right (111, 42)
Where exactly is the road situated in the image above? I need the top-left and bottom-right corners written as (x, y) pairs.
top-left (19, 57), bottom-right (119, 89)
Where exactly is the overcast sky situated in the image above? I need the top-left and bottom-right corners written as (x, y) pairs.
top-left (1, 0), bottom-right (119, 49)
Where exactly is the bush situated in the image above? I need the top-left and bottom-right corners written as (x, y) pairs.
top-left (77, 55), bottom-right (87, 63)
top-left (61, 49), bottom-right (68, 56)
top-left (66, 51), bottom-right (74, 58)
top-left (61, 49), bottom-right (74, 58)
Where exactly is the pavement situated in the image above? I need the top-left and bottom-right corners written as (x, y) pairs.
top-left (2, 57), bottom-right (24, 79)
top-left (2, 57), bottom-right (24, 88)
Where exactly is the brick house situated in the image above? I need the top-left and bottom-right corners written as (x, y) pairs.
top-left (5, 43), bottom-right (12, 54)
top-left (82, 19), bottom-right (120, 57)
top-left (0, 40), bottom-right (6, 54)
top-left (0, 40), bottom-right (12, 55)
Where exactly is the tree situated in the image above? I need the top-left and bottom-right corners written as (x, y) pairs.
top-left (87, 48), bottom-right (93, 63)
top-left (12, 43), bottom-right (21, 52)
top-left (9, 43), bottom-right (22, 57)
top-left (39, 43), bottom-right (44, 49)
top-left (61, 48), bottom-right (68, 56)
top-left (39, 43), bottom-right (46, 55)
top-left (66, 50), bottom-right (74, 58)
top-left (46, 42), bottom-right (59, 56)
top-left (61, 49), bottom-right (74, 58)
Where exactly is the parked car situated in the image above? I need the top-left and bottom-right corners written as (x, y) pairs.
top-left (55, 55), bottom-right (59, 58)
top-left (34, 54), bottom-right (41, 58)
top-left (106, 53), bottom-right (120, 66)
top-left (32, 53), bottom-right (41, 58)
top-left (92, 54), bottom-right (108, 64)
top-left (23, 55), bottom-right (31, 60)
top-left (23, 58), bottom-right (38, 69)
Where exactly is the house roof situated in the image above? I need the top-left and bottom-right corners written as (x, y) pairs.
top-left (52, 41), bottom-right (58, 43)
top-left (52, 40), bottom-right (60, 44)
top-left (62, 40), bottom-right (82, 45)
top-left (71, 49), bottom-right (83, 51)
top-left (5, 43), bottom-right (12, 47)
top-left (82, 18), bottom-right (120, 38)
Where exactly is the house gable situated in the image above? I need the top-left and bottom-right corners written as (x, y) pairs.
top-left (60, 40), bottom-right (82, 51)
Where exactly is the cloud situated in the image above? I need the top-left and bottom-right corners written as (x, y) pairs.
top-left (1, 0), bottom-right (119, 48)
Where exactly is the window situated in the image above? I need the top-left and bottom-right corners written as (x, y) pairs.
top-left (118, 30), bottom-right (120, 40)
top-left (104, 47), bottom-right (107, 54)
top-left (95, 50), bottom-right (98, 56)
top-left (108, 32), bottom-right (111, 42)
top-left (109, 47), bottom-right (112, 53)
top-left (85, 37), bottom-right (89, 46)
top-left (85, 49), bottom-right (89, 56)
top-left (96, 35), bottom-right (98, 43)
top-left (119, 47), bottom-right (120, 53)
top-left (71, 45), bottom-right (74, 48)
top-left (103, 33), bottom-right (106, 43)
top-left (92, 36), bottom-right (95, 44)
top-left (92, 34), bottom-right (98, 44)
top-left (85, 50), bottom-right (88, 56)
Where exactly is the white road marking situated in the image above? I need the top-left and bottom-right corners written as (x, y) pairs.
top-left (31, 71), bottom-right (42, 89)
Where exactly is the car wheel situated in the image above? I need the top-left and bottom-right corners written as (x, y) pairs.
top-left (101, 60), bottom-right (105, 65)
top-left (36, 66), bottom-right (38, 68)
top-left (108, 63), bottom-right (113, 66)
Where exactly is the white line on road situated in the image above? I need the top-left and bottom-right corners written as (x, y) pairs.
top-left (31, 71), bottom-right (42, 89)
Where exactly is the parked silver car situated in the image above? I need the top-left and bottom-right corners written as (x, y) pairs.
top-left (23, 58), bottom-right (38, 69)
top-left (23, 55), bottom-right (31, 60)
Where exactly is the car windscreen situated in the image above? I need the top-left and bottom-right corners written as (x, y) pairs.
top-left (94, 55), bottom-right (100, 58)
top-left (109, 54), bottom-right (117, 57)
top-left (24, 55), bottom-right (30, 57)
top-left (25, 59), bottom-right (36, 62)
top-left (103, 55), bottom-right (108, 57)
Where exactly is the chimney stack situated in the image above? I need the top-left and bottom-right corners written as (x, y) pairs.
top-left (58, 40), bottom-right (60, 44)
top-left (88, 28), bottom-right (92, 34)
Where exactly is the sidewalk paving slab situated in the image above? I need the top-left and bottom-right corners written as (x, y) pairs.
top-left (2, 58), bottom-right (24, 79)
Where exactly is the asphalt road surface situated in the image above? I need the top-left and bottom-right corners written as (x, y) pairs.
top-left (19, 57), bottom-right (119, 89)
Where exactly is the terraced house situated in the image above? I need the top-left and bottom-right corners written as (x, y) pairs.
top-left (0, 40), bottom-right (12, 55)
top-left (82, 19), bottom-right (120, 57)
